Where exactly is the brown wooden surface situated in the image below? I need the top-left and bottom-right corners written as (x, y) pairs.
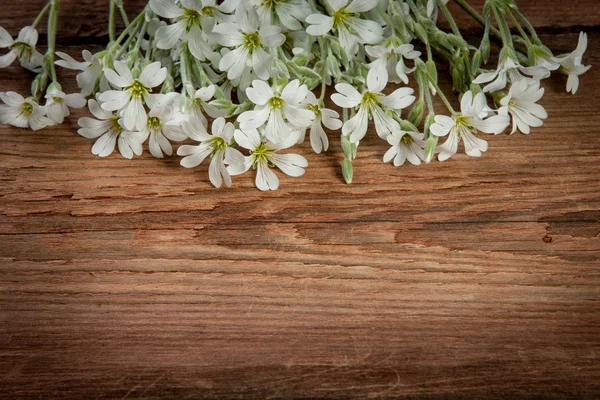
top-left (1, 1), bottom-right (599, 399)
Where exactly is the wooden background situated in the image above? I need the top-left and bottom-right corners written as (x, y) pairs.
top-left (1, 1), bottom-right (599, 398)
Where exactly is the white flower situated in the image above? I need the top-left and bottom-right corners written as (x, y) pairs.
top-left (99, 61), bottom-right (168, 131)
top-left (301, 91), bottom-right (342, 153)
top-left (0, 25), bottom-right (43, 72)
top-left (213, 5), bottom-right (285, 80)
top-left (473, 58), bottom-right (548, 93)
top-left (149, 0), bottom-right (219, 61)
top-left (366, 42), bottom-right (421, 84)
top-left (331, 67), bottom-right (415, 143)
top-left (498, 79), bottom-right (547, 134)
top-left (178, 116), bottom-right (244, 188)
top-left (249, 0), bottom-right (310, 30)
top-left (237, 79), bottom-right (314, 143)
top-left (383, 130), bottom-right (425, 166)
top-left (55, 50), bottom-right (104, 96)
top-left (431, 91), bottom-right (510, 161)
top-left (44, 85), bottom-right (86, 124)
top-left (0, 91), bottom-right (52, 130)
top-left (137, 106), bottom-right (187, 158)
top-left (554, 32), bottom-right (591, 94)
top-left (306, 0), bottom-right (383, 57)
top-left (78, 98), bottom-right (144, 159)
top-left (228, 127), bottom-right (308, 191)
top-left (172, 84), bottom-right (223, 127)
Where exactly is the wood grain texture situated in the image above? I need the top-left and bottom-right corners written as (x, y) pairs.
top-left (1, 1), bottom-right (600, 399)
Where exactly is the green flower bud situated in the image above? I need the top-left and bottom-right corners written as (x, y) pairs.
top-left (471, 50), bottom-right (482, 73)
top-left (407, 99), bottom-right (425, 127)
top-left (426, 60), bottom-right (438, 85)
top-left (342, 158), bottom-right (353, 184)
top-left (424, 136), bottom-right (438, 164)
top-left (480, 36), bottom-right (490, 63)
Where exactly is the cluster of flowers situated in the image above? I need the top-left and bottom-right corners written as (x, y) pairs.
top-left (0, 0), bottom-right (591, 190)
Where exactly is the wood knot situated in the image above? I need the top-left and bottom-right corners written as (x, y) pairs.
top-left (542, 235), bottom-right (553, 243)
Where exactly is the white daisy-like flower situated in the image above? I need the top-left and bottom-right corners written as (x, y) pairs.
top-left (366, 42), bottom-right (421, 84)
top-left (136, 106), bottom-right (187, 158)
top-left (149, 0), bottom-right (219, 61)
top-left (498, 79), bottom-right (547, 134)
top-left (78, 98), bottom-right (144, 159)
top-left (227, 127), bottom-right (308, 191)
top-left (301, 91), bottom-right (343, 153)
top-left (0, 91), bottom-right (52, 130)
top-left (305, 0), bottom-right (383, 57)
top-left (383, 130), bottom-right (426, 166)
top-left (331, 67), bottom-right (415, 143)
top-left (473, 58), bottom-right (548, 93)
top-left (44, 85), bottom-right (86, 124)
top-left (178, 116), bottom-right (245, 188)
top-left (55, 50), bottom-right (104, 96)
top-left (0, 25), bottom-right (43, 72)
top-left (213, 5), bottom-right (285, 81)
top-left (99, 61), bottom-right (168, 131)
top-left (249, 0), bottom-right (311, 30)
top-left (237, 79), bottom-right (315, 143)
top-left (554, 32), bottom-right (591, 94)
top-left (431, 91), bottom-right (510, 161)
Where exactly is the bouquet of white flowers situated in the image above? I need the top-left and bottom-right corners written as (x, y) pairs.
top-left (0, 0), bottom-right (590, 190)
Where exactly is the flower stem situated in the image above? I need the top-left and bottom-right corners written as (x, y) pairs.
top-left (452, 0), bottom-right (502, 40)
top-left (508, 9), bottom-right (532, 47)
top-left (107, 9), bottom-right (145, 59)
top-left (46, 0), bottom-right (59, 83)
top-left (427, 76), bottom-right (455, 114)
top-left (512, 7), bottom-right (538, 41)
top-left (118, 4), bottom-right (130, 25)
top-left (32, 2), bottom-right (52, 29)
top-left (492, 5), bottom-right (514, 49)
top-left (109, 0), bottom-right (116, 42)
top-left (436, 0), bottom-right (461, 38)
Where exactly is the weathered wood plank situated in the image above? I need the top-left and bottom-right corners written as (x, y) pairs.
top-left (0, 0), bottom-right (598, 44)
top-left (0, 4), bottom-right (599, 398)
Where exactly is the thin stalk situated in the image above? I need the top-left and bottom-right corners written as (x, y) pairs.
top-left (492, 5), bottom-right (514, 49)
top-left (513, 8), bottom-right (538, 41)
top-left (32, 2), bottom-right (52, 29)
top-left (453, 0), bottom-right (502, 39)
top-left (119, 4), bottom-right (130, 25)
top-left (508, 10), bottom-right (531, 46)
top-left (46, 0), bottom-right (59, 82)
top-left (427, 76), bottom-right (455, 114)
top-left (435, 0), bottom-right (462, 38)
top-left (109, 0), bottom-right (116, 42)
top-left (107, 9), bottom-right (145, 58)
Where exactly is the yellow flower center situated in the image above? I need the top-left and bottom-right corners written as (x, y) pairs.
top-left (307, 103), bottom-right (321, 117)
top-left (361, 91), bottom-right (383, 109)
top-left (268, 97), bottom-right (284, 109)
top-left (147, 116), bottom-right (162, 130)
top-left (126, 80), bottom-right (149, 98)
top-left (251, 142), bottom-right (274, 168)
top-left (332, 8), bottom-right (350, 30)
top-left (21, 102), bottom-right (33, 116)
top-left (243, 32), bottom-right (262, 50)
top-left (201, 6), bottom-right (216, 17)
top-left (109, 116), bottom-right (123, 132)
top-left (182, 8), bottom-right (202, 29)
